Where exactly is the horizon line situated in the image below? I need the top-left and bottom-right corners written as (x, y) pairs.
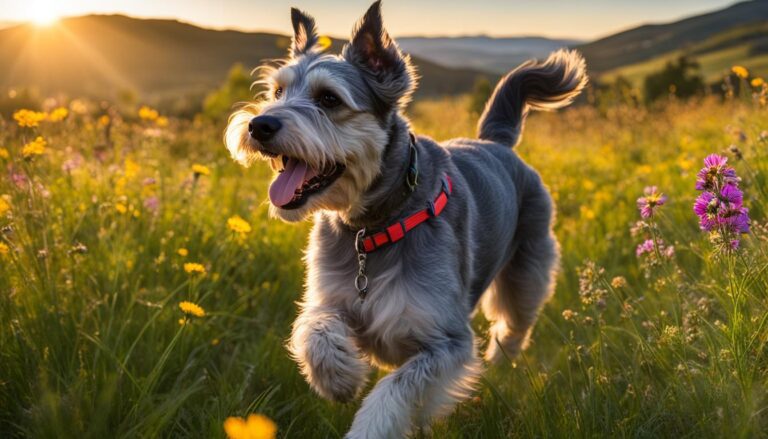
top-left (0, 0), bottom-right (743, 44)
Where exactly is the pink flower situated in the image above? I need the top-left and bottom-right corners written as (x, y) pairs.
top-left (636, 186), bottom-right (667, 218)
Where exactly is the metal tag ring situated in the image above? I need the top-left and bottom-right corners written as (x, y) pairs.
top-left (354, 274), bottom-right (369, 292)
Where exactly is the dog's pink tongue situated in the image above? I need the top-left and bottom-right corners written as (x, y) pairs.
top-left (269, 158), bottom-right (310, 207)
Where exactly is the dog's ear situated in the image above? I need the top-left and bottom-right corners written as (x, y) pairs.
top-left (290, 8), bottom-right (319, 56)
top-left (343, 1), bottom-right (417, 108)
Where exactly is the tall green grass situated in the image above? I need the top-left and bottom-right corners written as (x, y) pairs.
top-left (1, 94), bottom-right (767, 438)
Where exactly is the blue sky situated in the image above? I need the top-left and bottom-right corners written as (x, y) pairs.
top-left (0, 0), bottom-right (741, 39)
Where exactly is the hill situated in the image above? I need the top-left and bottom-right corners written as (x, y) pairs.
top-left (0, 15), bottom-right (491, 102)
top-left (397, 36), bottom-right (581, 74)
top-left (578, 0), bottom-right (768, 81)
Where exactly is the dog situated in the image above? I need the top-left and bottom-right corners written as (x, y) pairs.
top-left (225, 2), bottom-right (587, 437)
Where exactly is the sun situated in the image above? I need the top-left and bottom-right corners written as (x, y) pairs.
top-left (26, 0), bottom-right (64, 27)
top-left (33, 11), bottom-right (60, 26)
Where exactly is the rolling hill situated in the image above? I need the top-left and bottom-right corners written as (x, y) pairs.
top-left (397, 36), bottom-right (581, 74)
top-left (0, 15), bottom-right (491, 102)
top-left (578, 0), bottom-right (768, 83)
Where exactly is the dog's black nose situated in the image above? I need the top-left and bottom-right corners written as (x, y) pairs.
top-left (249, 116), bottom-right (282, 142)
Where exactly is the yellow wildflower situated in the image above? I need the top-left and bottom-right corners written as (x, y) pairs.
top-left (317, 35), bottom-right (332, 51)
top-left (115, 176), bottom-right (127, 196)
top-left (636, 165), bottom-right (652, 175)
top-left (192, 164), bottom-right (211, 177)
top-left (22, 137), bottom-right (46, 158)
top-left (731, 65), bottom-right (748, 79)
top-left (125, 158), bottom-right (141, 179)
top-left (179, 301), bottom-right (206, 317)
top-left (98, 115), bottom-right (111, 127)
top-left (156, 116), bottom-right (169, 127)
top-left (47, 107), bottom-right (69, 122)
top-left (227, 215), bottom-right (252, 234)
top-left (0, 197), bottom-right (10, 216)
top-left (562, 309), bottom-right (576, 321)
top-left (13, 109), bottom-right (47, 128)
top-left (183, 262), bottom-right (206, 275)
top-left (177, 248), bottom-right (189, 257)
top-left (751, 77), bottom-right (765, 88)
top-left (115, 203), bottom-right (128, 214)
top-left (0, 148), bottom-right (9, 159)
top-left (0, 242), bottom-right (9, 256)
top-left (579, 205), bottom-right (595, 220)
top-left (224, 414), bottom-right (277, 439)
top-left (138, 106), bottom-right (159, 121)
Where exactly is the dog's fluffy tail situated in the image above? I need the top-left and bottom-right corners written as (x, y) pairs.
top-left (477, 49), bottom-right (588, 147)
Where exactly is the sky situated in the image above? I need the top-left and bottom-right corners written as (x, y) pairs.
top-left (0, 0), bottom-right (742, 40)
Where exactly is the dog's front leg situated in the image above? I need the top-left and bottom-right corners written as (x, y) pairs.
top-left (289, 305), bottom-right (369, 402)
top-left (345, 334), bottom-right (476, 439)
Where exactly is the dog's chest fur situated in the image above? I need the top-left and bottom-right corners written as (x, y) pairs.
top-left (300, 139), bottom-right (534, 367)
top-left (304, 214), bottom-right (444, 366)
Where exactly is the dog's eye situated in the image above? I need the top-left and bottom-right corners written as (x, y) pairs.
top-left (274, 86), bottom-right (283, 100)
top-left (318, 91), bottom-right (341, 109)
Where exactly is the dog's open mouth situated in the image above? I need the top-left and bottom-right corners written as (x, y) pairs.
top-left (269, 156), bottom-right (345, 209)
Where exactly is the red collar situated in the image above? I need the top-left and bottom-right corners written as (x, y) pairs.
top-left (357, 174), bottom-right (453, 253)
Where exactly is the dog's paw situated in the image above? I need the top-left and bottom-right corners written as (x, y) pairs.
top-left (484, 325), bottom-right (531, 363)
top-left (298, 329), bottom-right (369, 402)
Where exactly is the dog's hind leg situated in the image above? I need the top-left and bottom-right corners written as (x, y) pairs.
top-left (414, 336), bottom-right (482, 430)
top-left (482, 183), bottom-right (559, 363)
top-left (345, 326), bottom-right (478, 439)
top-left (289, 306), bottom-right (370, 402)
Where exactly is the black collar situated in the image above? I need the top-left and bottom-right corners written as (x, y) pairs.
top-left (404, 132), bottom-right (419, 193)
top-left (345, 131), bottom-right (419, 229)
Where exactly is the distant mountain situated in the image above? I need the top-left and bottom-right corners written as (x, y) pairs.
top-left (578, 0), bottom-right (768, 80)
top-left (0, 15), bottom-right (490, 102)
top-left (398, 36), bottom-right (582, 74)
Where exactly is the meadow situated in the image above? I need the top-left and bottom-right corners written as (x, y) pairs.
top-left (1, 76), bottom-right (768, 438)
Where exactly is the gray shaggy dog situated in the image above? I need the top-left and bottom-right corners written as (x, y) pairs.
top-left (225, 2), bottom-right (587, 437)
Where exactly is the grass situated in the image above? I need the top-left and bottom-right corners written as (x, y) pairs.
top-left (1, 90), bottom-right (768, 438)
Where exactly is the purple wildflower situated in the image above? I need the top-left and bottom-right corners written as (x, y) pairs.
top-left (693, 191), bottom-right (718, 231)
top-left (695, 154), bottom-right (739, 191)
top-left (720, 184), bottom-right (743, 205)
top-left (10, 170), bottom-right (28, 188)
top-left (143, 196), bottom-right (159, 212)
top-left (693, 154), bottom-right (750, 249)
top-left (723, 207), bottom-right (750, 234)
top-left (636, 239), bottom-right (655, 257)
top-left (637, 186), bottom-right (668, 218)
top-left (636, 238), bottom-right (674, 259)
top-left (62, 155), bottom-right (83, 173)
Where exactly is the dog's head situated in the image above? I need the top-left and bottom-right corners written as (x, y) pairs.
top-left (225, 1), bottom-right (416, 222)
